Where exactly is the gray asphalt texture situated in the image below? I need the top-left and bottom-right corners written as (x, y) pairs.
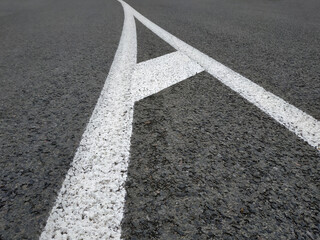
top-left (122, 0), bottom-right (320, 239)
top-left (1, 0), bottom-right (319, 239)
top-left (122, 72), bottom-right (319, 240)
top-left (130, 0), bottom-right (320, 120)
top-left (0, 0), bottom-right (122, 239)
top-left (136, 20), bottom-right (175, 63)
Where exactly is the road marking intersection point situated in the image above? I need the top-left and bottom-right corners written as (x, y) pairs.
top-left (41, 0), bottom-right (320, 239)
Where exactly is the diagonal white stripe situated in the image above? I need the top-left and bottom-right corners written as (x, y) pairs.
top-left (121, 0), bottom-right (320, 149)
top-left (42, 0), bottom-right (319, 239)
top-left (41, 2), bottom-right (207, 240)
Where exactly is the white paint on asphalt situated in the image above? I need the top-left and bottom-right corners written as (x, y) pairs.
top-left (40, 2), bottom-right (137, 239)
top-left (41, 3), bottom-right (204, 240)
top-left (121, 0), bottom-right (320, 149)
top-left (132, 51), bottom-right (204, 101)
top-left (41, 0), bottom-right (320, 239)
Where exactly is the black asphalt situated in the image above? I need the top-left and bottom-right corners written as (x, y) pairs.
top-left (0, 0), bottom-right (122, 238)
top-left (1, 0), bottom-right (319, 239)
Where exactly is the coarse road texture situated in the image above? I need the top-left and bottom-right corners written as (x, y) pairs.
top-left (122, 71), bottom-right (319, 240)
top-left (0, 0), bottom-right (122, 239)
top-left (130, 0), bottom-right (320, 120)
top-left (1, 0), bottom-right (320, 239)
top-left (124, 0), bottom-right (320, 239)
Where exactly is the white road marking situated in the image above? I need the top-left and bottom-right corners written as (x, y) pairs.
top-left (132, 51), bottom-right (204, 101)
top-left (40, 3), bottom-right (136, 239)
top-left (121, 0), bottom-right (320, 149)
top-left (41, 0), bottom-right (320, 239)
top-left (41, 3), bottom-right (204, 240)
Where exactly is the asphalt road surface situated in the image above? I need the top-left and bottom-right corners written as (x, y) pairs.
top-left (1, 0), bottom-right (319, 239)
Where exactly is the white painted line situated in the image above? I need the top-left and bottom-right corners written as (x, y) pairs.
top-left (121, 0), bottom-right (320, 149)
top-left (40, 3), bottom-right (137, 239)
top-left (41, 3), bottom-right (205, 240)
top-left (132, 51), bottom-right (204, 101)
top-left (41, 0), bottom-right (320, 239)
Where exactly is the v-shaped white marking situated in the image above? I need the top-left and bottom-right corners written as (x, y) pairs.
top-left (41, 0), bottom-right (320, 239)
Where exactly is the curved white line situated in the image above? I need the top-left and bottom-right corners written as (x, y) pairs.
top-left (40, 3), bottom-right (137, 239)
top-left (41, 1), bottom-right (319, 239)
top-left (40, 2), bottom-right (206, 239)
